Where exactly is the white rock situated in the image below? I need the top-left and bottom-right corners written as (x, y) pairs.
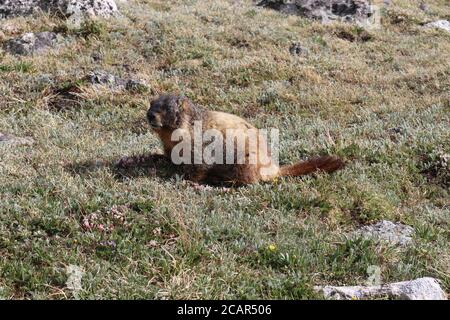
top-left (0, 0), bottom-right (119, 20)
top-left (425, 20), bottom-right (450, 33)
top-left (317, 277), bottom-right (447, 300)
top-left (64, 0), bottom-right (118, 19)
top-left (353, 220), bottom-right (414, 246)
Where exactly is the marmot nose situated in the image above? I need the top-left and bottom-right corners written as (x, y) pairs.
top-left (147, 113), bottom-right (156, 122)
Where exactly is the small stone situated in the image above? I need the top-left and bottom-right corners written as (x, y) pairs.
top-left (91, 52), bottom-right (102, 62)
top-left (3, 32), bottom-right (58, 56)
top-left (316, 277), bottom-right (447, 300)
top-left (125, 79), bottom-right (148, 92)
top-left (289, 42), bottom-right (306, 55)
top-left (388, 127), bottom-right (405, 135)
top-left (425, 20), bottom-right (450, 33)
top-left (419, 2), bottom-right (429, 12)
top-left (98, 240), bottom-right (117, 248)
top-left (35, 74), bottom-right (55, 86)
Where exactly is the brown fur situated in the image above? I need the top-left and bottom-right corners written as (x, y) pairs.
top-left (279, 155), bottom-right (344, 177)
top-left (147, 94), bottom-right (344, 186)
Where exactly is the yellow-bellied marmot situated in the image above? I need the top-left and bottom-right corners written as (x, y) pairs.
top-left (147, 94), bottom-right (344, 186)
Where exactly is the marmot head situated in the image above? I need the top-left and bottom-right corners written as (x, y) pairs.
top-left (147, 94), bottom-right (184, 130)
top-left (147, 94), bottom-right (201, 130)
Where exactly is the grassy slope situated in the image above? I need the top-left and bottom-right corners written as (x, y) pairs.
top-left (0, 0), bottom-right (449, 299)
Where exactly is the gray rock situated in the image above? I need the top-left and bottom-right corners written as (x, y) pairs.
top-left (125, 79), bottom-right (148, 92)
top-left (0, 0), bottom-right (35, 18)
top-left (425, 20), bottom-right (450, 33)
top-left (87, 70), bottom-right (122, 87)
top-left (289, 42), bottom-right (307, 55)
top-left (256, 0), bottom-right (374, 24)
top-left (316, 277), bottom-right (447, 300)
top-left (0, 0), bottom-right (119, 19)
top-left (91, 52), bottom-right (102, 62)
top-left (0, 132), bottom-right (34, 146)
top-left (61, 0), bottom-right (118, 21)
top-left (65, 265), bottom-right (84, 299)
top-left (353, 220), bottom-right (414, 246)
top-left (419, 2), bottom-right (429, 12)
top-left (86, 70), bottom-right (147, 91)
top-left (3, 32), bottom-right (59, 55)
top-left (35, 74), bottom-right (55, 86)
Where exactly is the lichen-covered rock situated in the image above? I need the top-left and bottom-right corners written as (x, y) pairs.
top-left (425, 20), bottom-right (450, 33)
top-left (60, 0), bottom-right (118, 19)
top-left (353, 220), bottom-right (414, 246)
top-left (0, 132), bottom-right (34, 146)
top-left (0, 0), bottom-right (119, 19)
top-left (87, 70), bottom-right (122, 87)
top-left (316, 277), bottom-right (447, 300)
top-left (0, 0), bottom-right (35, 18)
top-left (257, 0), bottom-right (373, 24)
top-left (86, 70), bottom-right (147, 92)
top-left (3, 32), bottom-right (59, 55)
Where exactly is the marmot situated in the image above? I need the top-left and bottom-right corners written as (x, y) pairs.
top-left (147, 94), bottom-right (344, 186)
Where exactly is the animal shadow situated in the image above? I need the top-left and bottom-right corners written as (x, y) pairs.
top-left (66, 154), bottom-right (181, 181)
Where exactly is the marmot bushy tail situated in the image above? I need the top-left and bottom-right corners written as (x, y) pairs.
top-left (279, 156), bottom-right (345, 177)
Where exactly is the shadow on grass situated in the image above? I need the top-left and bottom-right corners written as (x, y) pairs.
top-left (65, 154), bottom-right (182, 181)
top-left (66, 154), bottom-right (240, 189)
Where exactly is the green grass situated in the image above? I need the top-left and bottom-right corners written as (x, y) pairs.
top-left (0, 61), bottom-right (34, 73)
top-left (0, 0), bottom-right (449, 299)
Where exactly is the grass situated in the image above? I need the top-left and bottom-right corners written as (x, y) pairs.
top-left (0, 61), bottom-right (34, 73)
top-left (0, 0), bottom-right (449, 299)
